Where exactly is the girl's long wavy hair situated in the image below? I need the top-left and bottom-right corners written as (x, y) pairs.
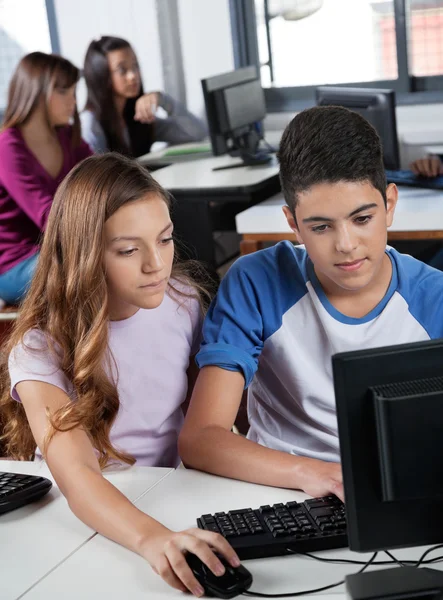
top-left (0, 153), bottom-right (210, 467)
top-left (2, 51), bottom-right (81, 147)
top-left (83, 36), bottom-right (155, 156)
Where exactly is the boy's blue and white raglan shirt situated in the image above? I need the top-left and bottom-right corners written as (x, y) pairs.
top-left (196, 242), bottom-right (443, 463)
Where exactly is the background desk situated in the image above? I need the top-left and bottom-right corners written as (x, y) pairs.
top-left (20, 468), bottom-right (443, 600)
top-left (151, 155), bottom-right (280, 270)
top-left (236, 186), bottom-right (443, 255)
top-left (1, 461), bottom-right (173, 600)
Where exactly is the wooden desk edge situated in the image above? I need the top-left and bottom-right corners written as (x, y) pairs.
top-left (240, 231), bottom-right (443, 256)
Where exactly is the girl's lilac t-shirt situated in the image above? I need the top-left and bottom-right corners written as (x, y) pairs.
top-left (8, 289), bottom-right (202, 467)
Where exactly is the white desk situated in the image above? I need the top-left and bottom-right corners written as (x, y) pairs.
top-left (152, 154), bottom-right (279, 194)
top-left (0, 461), bottom-right (173, 600)
top-left (20, 468), bottom-right (443, 600)
top-left (424, 145), bottom-right (443, 156)
top-left (235, 186), bottom-right (443, 255)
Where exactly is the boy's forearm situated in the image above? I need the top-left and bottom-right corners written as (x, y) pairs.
top-left (180, 425), bottom-right (304, 489)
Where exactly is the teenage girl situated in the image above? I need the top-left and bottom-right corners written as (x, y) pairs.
top-left (0, 52), bottom-right (92, 305)
top-left (0, 153), bottom-right (238, 596)
top-left (81, 36), bottom-right (207, 156)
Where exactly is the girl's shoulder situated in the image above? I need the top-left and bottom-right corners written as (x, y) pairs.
top-left (9, 329), bottom-right (73, 403)
top-left (10, 329), bottom-right (59, 364)
top-left (0, 126), bottom-right (23, 150)
top-left (167, 278), bottom-right (202, 313)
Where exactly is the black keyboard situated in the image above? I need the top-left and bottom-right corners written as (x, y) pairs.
top-left (0, 471), bottom-right (53, 514)
top-left (197, 495), bottom-right (347, 560)
top-left (385, 169), bottom-right (443, 190)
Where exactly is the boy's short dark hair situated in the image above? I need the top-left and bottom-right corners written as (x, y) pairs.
top-left (278, 105), bottom-right (387, 214)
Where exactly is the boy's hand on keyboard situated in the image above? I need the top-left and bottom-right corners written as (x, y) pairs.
top-left (410, 156), bottom-right (443, 178)
top-left (139, 525), bottom-right (240, 597)
top-left (295, 457), bottom-right (344, 502)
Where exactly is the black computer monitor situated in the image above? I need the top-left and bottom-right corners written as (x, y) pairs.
top-left (316, 86), bottom-right (400, 171)
top-left (332, 339), bottom-right (443, 599)
top-left (201, 66), bottom-right (271, 167)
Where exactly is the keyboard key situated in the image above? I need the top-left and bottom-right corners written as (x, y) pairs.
top-left (272, 529), bottom-right (287, 538)
top-left (309, 507), bottom-right (334, 518)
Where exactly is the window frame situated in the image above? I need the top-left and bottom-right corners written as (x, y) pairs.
top-left (45, 0), bottom-right (61, 54)
top-left (229, 0), bottom-right (443, 110)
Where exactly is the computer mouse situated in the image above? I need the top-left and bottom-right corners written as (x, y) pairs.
top-left (186, 552), bottom-right (253, 599)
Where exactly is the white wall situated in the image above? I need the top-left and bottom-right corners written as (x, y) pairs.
top-left (177, 0), bottom-right (235, 118)
top-left (0, 0), bottom-right (52, 109)
top-left (53, 0), bottom-right (164, 110)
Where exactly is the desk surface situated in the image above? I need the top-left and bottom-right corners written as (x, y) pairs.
top-left (424, 144), bottom-right (443, 156)
top-left (1, 461), bottom-right (172, 600)
top-left (235, 186), bottom-right (443, 235)
top-left (151, 154), bottom-right (280, 195)
top-left (20, 468), bottom-right (443, 600)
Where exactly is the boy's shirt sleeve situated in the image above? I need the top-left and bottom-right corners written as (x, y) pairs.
top-left (196, 243), bottom-right (308, 387)
top-left (196, 259), bottom-right (265, 387)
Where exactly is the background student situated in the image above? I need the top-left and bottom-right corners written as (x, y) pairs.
top-left (0, 154), bottom-right (239, 597)
top-left (410, 154), bottom-right (443, 177)
top-left (0, 52), bottom-right (92, 306)
top-left (81, 36), bottom-right (207, 156)
top-left (179, 106), bottom-right (443, 502)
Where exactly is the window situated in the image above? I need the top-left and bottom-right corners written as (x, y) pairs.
top-left (0, 0), bottom-right (55, 111)
top-left (256, 0), bottom-right (398, 88)
top-left (409, 1), bottom-right (443, 76)
top-left (231, 0), bottom-right (443, 109)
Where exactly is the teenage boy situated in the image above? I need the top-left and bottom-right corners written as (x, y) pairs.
top-left (179, 106), bottom-right (443, 501)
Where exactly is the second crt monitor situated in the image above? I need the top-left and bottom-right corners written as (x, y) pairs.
top-left (316, 86), bottom-right (400, 171)
top-left (201, 66), bottom-right (272, 166)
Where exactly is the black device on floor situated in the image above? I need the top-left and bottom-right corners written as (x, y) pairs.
top-left (197, 494), bottom-right (347, 560)
top-left (385, 169), bottom-right (443, 190)
top-left (333, 338), bottom-right (443, 600)
top-left (186, 553), bottom-right (252, 599)
top-left (0, 471), bottom-right (53, 514)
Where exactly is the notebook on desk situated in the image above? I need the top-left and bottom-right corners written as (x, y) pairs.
top-left (138, 142), bottom-right (212, 166)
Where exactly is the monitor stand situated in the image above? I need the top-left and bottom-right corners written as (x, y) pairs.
top-left (212, 151), bottom-right (273, 172)
top-left (212, 129), bottom-right (274, 172)
top-left (346, 566), bottom-right (443, 600)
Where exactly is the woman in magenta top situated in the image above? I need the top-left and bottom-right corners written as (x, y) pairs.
top-left (0, 52), bottom-right (92, 305)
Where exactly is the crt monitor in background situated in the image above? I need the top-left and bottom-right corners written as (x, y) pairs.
top-left (316, 86), bottom-right (400, 170)
top-left (332, 339), bottom-right (443, 600)
top-left (201, 66), bottom-right (271, 167)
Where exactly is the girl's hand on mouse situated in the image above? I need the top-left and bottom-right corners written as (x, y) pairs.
top-left (139, 524), bottom-right (240, 597)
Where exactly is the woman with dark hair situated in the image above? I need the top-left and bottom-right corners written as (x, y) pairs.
top-left (81, 36), bottom-right (207, 156)
top-left (0, 52), bottom-right (92, 306)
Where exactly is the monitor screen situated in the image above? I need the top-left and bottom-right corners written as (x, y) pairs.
top-left (214, 79), bottom-right (266, 135)
top-left (202, 66), bottom-right (268, 164)
top-left (332, 339), bottom-right (443, 554)
top-left (316, 86), bottom-right (400, 171)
